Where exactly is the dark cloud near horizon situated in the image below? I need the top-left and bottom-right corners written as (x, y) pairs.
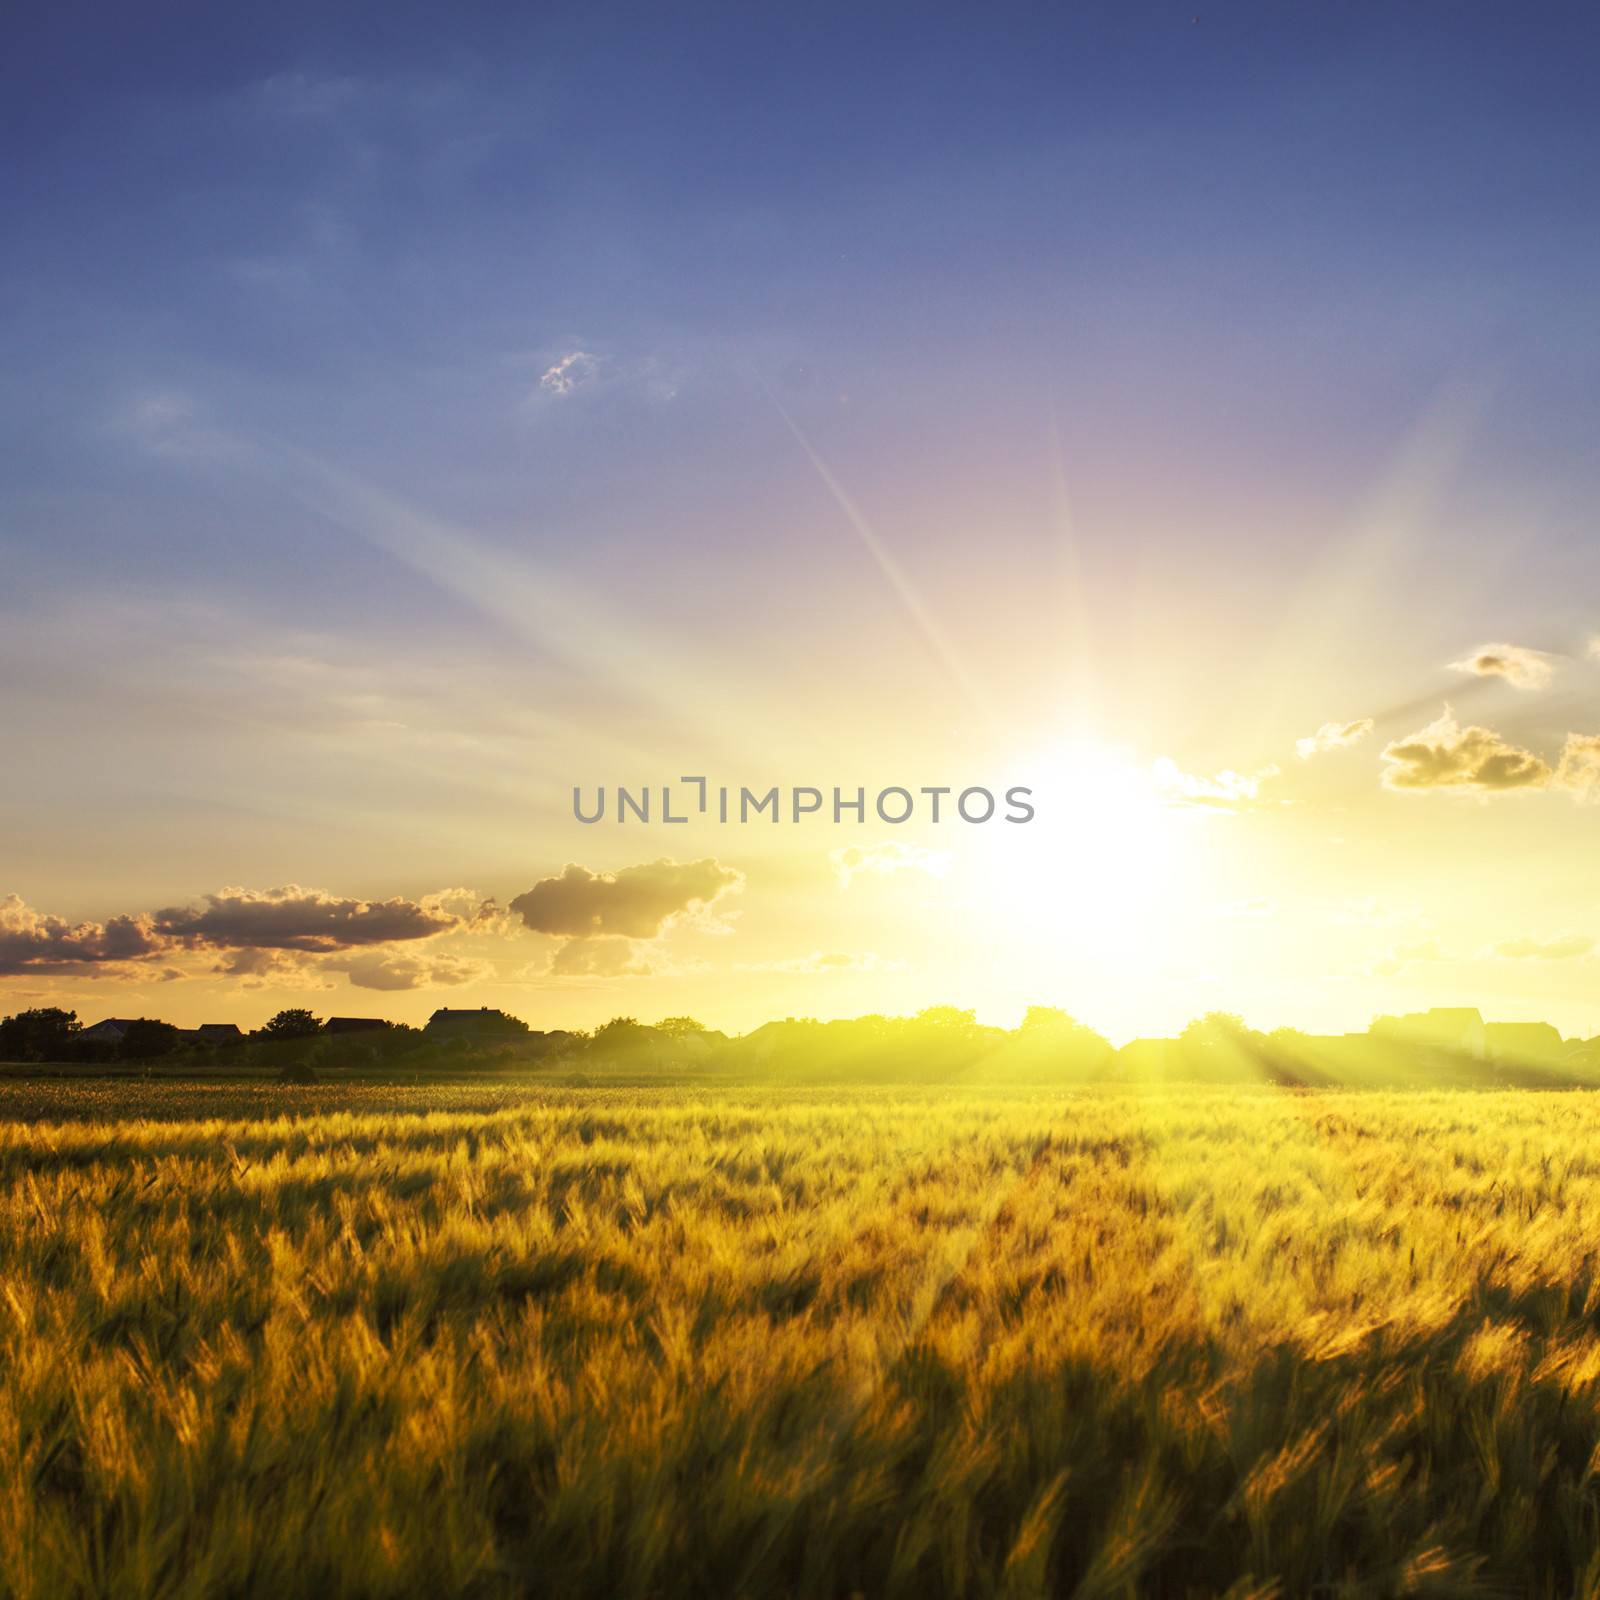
top-left (511, 858), bottom-right (742, 941)
top-left (1, 883), bottom-right (465, 979)
top-left (0, 894), bottom-right (164, 976)
top-left (153, 884), bottom-right (458, 952)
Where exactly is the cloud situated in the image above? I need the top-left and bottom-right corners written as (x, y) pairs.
top-left (1555, 734), bottom-right (1600, 802)
top-left (1, 882), bottom-right (471, 982)
top-left (421, 886), bottom-right (495, 921)
top-left (538, 350), bottom-right (599, 397)
top-left (1371, 937), bottom-right (1448, 977)
top-left (212, 947), bottom-right (330, 991)
top-left (1335, 898), bottom-right (1426, 929)
top-left (1380, 709), bottom-right (1552, 792)
top-left (1296, 718), bottom-right (1375, 760)
top-left (1448, 642), bottom-right (1556, 690)
top-left (510, 859), bottom-right (743, 940)
top-left (736, 951), bottom-right (905, 975)
top-left (153, 884), bottom-right (459, 951)
top-left (250, 70), bottom-right (367, 122)
top-left (546, 936), bottom-right (658, 978)
top-left (1490, 934), bottom-right (1595, 961)
top-left (830, 842), bottom-right (951, 886)
top-left (328, 950), bottom-right (493, 991)
top-left (510, 859), bottom-right (742, 981)
top-left (1152, 758), bottom-right (1280, 808)
top-left (0, 894), bottom-right (164, 976)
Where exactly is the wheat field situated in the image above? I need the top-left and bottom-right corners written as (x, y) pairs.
top-left (7, 1081), bottom-right (1600, 1597)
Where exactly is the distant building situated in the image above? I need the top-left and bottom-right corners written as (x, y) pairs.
top-left (194, 1023), bottom-right (244, 1047)
top-left (1371, 1008), bottom-right (1487, 1059)
top-left (323, 1017), bottom-right (389, 1036)
top-left (1485, 1022), bottom-right (1566, 1062)
top-left (425, 1007), bottom-right (526, 1037)
top-left (80, 1018), bottom-right (139, 1047)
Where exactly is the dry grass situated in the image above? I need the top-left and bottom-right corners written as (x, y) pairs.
top-left (6, 1081), bottom-right (1600, 1597)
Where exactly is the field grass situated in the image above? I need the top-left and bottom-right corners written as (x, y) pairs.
top-left (7, 1080), bottom-right (1600, 1597)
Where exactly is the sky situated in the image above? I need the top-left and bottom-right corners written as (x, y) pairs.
top-left (5, 1), bottom-right (1600, 1043)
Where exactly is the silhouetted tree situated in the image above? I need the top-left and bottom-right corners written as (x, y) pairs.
top-left (1177, 1012), bottom-right (1262, 1081)
top-left (119, 1019), bottom-right (181, 1060)
top-left (654, 1016), bottom-right (707, 1037)
top-left (913, 1005), bottom-right (978, 1031)
top-left (257, 1008), bottom-right (323, 1041)
top-left (0, 1007), bottom-right (80, 1062)
top-left (590, 1017), bottom-right (656, 1056)
top-left (1007, 1006), bottom-right (1116, 1079)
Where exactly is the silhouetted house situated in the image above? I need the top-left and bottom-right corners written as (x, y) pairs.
top-left (194, 1023), bottom-right (244, 1047)
top-left (1485, 1022), bottom-right (1566, 1063)
top-left (738, 1018), bottom-right (823, 1067)
top-left (323, 1017), bottom-right (389, 1036)
top-left (80, 1018), bottom-right (138, 1047)
top-left (1563, 1037), bottom-right (1600, 1075)
top-left (425, 1007), bottom-right (526, 1037)
top-left (1371, 1007), bottom-right (1486, 1059)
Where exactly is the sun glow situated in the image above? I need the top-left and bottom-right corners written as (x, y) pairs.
top-left (972, 741), bottom-right (1187, 949)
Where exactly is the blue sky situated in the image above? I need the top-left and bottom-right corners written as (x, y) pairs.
top-left (6, 2), bottom-right (1600, 1035)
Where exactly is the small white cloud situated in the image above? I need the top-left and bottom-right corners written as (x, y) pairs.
top-left (538, 350), bottom-right (599, 397)
top-left (1370, 937), bottom-right (1448, 977)
top-left (1556, 734), bottom-right (1600, 802)
top-left (1448, 642), bottom-right (1556, 690)
top-left (1296, 718), bottom-right (1375, 760)
top-left (1335, 898), bottom-right (1426, 929)
top-left (1152, 758), bottom-right (1280, 809)
top-left (830, 842), bottom-right (951, 886)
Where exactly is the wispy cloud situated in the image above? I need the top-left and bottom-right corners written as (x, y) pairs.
top-left (1371, 937), bottom-right (1448, 977)
top-left (735, 951), bottom-right (905, 975)
top-left (326, 950), bottom-right (494, 990)
top-left (538, 350), bottom-right (599, 397)
top-left (830, 842), bottom-right (951, 886)
top-left (1152, 758), bottom-right (1280, 809)
top-left (1296, 718), bottom-right (1374, 760)
top-left (1448, 641), bottom-right (1557, 691)
top-left (1489, 934), bottom-right (1594, 961)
